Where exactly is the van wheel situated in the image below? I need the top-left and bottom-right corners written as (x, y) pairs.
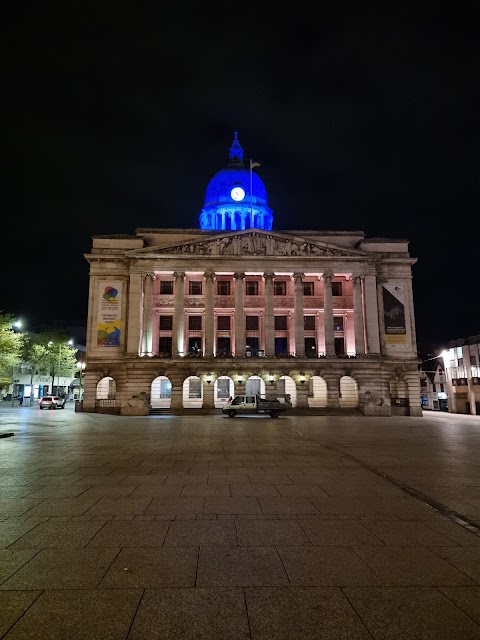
top-left (227, 410), bottom-right (236, 418)
top-left (270, 410), bottom-right (279, 418)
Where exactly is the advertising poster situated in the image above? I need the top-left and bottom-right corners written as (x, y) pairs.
top-left (382, 283), bottom-right (407, 347)
top-left (97, 282), bottom-right (122, 347)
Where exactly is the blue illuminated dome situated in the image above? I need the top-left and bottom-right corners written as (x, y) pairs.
top-left (199, 132), bottom-right (273, 231)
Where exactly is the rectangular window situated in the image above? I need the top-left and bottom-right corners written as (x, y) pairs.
top-left (189, 280), bottom-right (202, 295)
top-left (274, 315), bottom-right (288, 330)
top-left (305, 337), bottom-right (316, 355)
top-left (246, 337), bottom-right (260, 352)
top-left (304, 316), bottom-right (315, 331)
top-left (217, 280), bottom-right (231, 295)
top-left (332, 281), bottom-right (343, 296)
top-left (217, 337), bottom-right (231, 356)
top-left (245, 315), bottom-right (259, 330)
top-left (303, 282), bottom-right (314, 296)
top-left (160, 280), bottom-right (173, 294)
top-left (188, 378), bottom-right (202, 398)
top-left (471, 356), bottom-right (478, 366)
top-left (188, 316), bottom-right (202, 330)
top-left (159, 379), bottom-right (171, 399)
top-left (333, 316), bottom-right (344, 331)
top-left (159, 315), bottom-right (173, 331)
top-left (217, 316), bottom-right (231, 330)
top-left (245, 280), bottom-right (259, 296)
top-left (334, 337), bottom-right (345, 356)
top-left (158, 337), bottom-right (172, 355)
top-left (440, 383), bottom-right (444, 393)
top-left (274, 281), bottom-right (286, 296)
top-left (275, 337), bottom-right (288, 355)
top-left (188, 337), bottom-right (202, 353)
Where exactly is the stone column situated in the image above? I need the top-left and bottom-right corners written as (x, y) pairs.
top-left (293, 273), bottom-right (305, 357)
top-left (234, 272), bottom-right (245, 356)
top-left (203, 379), bottom-right (215, 409)
top-left (363, 275), bottom-right (381, 354)
top-left (169, 372), bottom-right (184, 412)
top-left (141, 273), bottom-right (154, 356)
top-left (264, 272), bottom-right (275, 357)
top-left (322, 273), bottom-right (335, 356)
top-left (204, 271), bottom-right (215, 357)
top-left (295, 381), bottom-right (309, 408)
top-left (126, 273), bottom-right (143, 354)
top-left (173, 272), bottom-right (185, 357)
top-left (405, 370), bottom-right (423, 417)
top-left (353, 275), bottom-right (366, 356)
top-left (376, 279), bottom-right (387, 355)
top-left (324, 371), bottom-right (340, 408)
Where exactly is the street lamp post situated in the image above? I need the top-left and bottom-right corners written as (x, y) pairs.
top-left (76, 361), bottom-right (86, 401)
top-left (11, 320), bottom-right (22, 406)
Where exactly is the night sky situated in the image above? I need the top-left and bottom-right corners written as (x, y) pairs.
top-left (4, 7), bottom-right (477, 353)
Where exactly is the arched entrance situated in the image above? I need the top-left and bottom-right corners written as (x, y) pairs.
top-left (278, 375), bottom-right (297, 407)
top-left (308, 375), bottom-right (327, 407)
top-left (96, 377), bottom-right (117, 408)
top-left (245, 375), bottom-right (265, 397)
top-left (151, 376), bottom-right (172, 409)
top-left (214, 375), bottom-right (234, 408)
top-left (183, 375), bottom-right (203, 408)
top-left (339, 376), bottom-right (359, 408)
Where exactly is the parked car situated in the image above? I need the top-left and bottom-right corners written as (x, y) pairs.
top-left (39, 395), bottom-right (66, 410)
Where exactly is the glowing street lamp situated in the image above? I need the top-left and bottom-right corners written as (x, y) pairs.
top-left (76, 361), bottom-right (86, 401)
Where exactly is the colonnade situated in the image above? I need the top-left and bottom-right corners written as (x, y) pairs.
top-left (139, 271), bottom-right (382, 358)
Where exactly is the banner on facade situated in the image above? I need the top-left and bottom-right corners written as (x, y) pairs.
top-left (97, 282), bottom-right (122, 347)
top-left (382, 284), bottom-right (407, 347)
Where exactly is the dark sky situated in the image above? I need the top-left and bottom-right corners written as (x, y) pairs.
top-left (3, 6), bottom-right (477, 352)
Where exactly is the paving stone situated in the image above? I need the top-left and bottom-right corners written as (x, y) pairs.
top-left (164, 520), bottom-right (237, 546)
top-left (205, 497), bottom-right (262, 514)
top-left (299, 518), bottom-right (385, 546)
top-left (197, 546), bottom-right (289, 587)
top-left (21, 497), bottom-right (100, 517)
top-left (85, 497), bottom-right (153, 516)
top-left (87, 519), bottom-right (170, 547)
top-left (345, 586), bottom-right (480, 639)
top-left (431, 546), bottom-right (480, 583)
top-left (277, 546), bottom-right (384, 586)
top-left (0, 548), bottom-right (119, 589)
top-left (236, 519), bottom-right (310, 546)
top-left (1, 589), bottom-right (142, 640)
top-left (0, 549), bottom-right (39, 586)
top-left (354, 545), bottom-right (476, 586)
top-left (0, 590), bottom-right (42, 638)
top-left (129, 588), bottom-right (249, 640)
top-left (8, 519), bottom-right (109, 549)
top-left (145, 497), bottom-right (205, 515)
top-left (245, 586), bottom-right (370, 639)
top-left (98, 547), bottom-right (198, 588)
top-left (439, 586), bottom-right (480, 626)
top-left (361, 520), bottom-right (458, 546)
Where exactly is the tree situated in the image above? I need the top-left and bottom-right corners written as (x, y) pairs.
top-left (0, 312), bottom-right (28, 386)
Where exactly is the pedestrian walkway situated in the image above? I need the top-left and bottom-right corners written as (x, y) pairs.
top-left (1, 410), bottom-right (480, 639)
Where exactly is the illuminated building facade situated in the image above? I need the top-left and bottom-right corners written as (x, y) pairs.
top-left (441, 336), bottom-right (480, 415)
top-left (82, 134), bottom-right (422, 416)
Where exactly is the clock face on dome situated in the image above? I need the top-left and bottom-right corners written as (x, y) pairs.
top-left (230, 186), bottom-right (245, 201)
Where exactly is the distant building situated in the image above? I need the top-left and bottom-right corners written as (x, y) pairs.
top-left (419, 360), bottom-right (448, 411)
top-left (81, 133), bottom-right (422, 416)
top-left (441, 336), bottom-right (480, 415)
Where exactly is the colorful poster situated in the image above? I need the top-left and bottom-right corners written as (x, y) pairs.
top-left (382, 284), bottom-right (407, 347)
top-left (97, 282), bottom-right (122, 347)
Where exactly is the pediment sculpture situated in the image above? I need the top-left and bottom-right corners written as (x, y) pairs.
top-left (153, 232), bottom-right (352, 257)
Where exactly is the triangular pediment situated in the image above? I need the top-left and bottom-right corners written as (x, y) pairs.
top-left (128, 230), bottom-right (368, 258)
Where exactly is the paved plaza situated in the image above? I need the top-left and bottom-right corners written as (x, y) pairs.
top-left (1, 403), bottom-right (480, 639)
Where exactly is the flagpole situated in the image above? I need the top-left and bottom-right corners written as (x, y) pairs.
top-left (249, 159), bottom-right (253, 228)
